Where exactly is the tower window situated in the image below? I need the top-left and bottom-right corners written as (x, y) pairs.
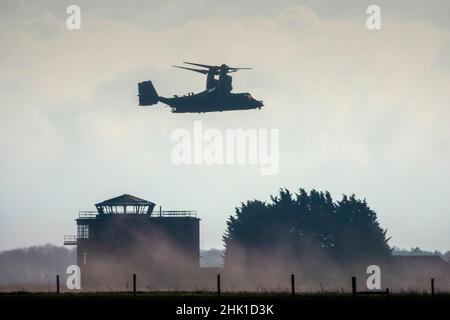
top-left (77, 225), bottom-right (89, 239)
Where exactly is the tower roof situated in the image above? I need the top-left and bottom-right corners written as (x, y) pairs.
top-left (95, 194), bottom-right (155, 207)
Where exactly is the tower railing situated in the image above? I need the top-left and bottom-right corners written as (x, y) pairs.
top-left (63, 235), bottom-right (77, 245)
top-left (154, 210), bottom-right (197, 217)
top-left (78, 211), bottom-right (97, 219)
top-left (77, 210), bottom-right (197, 219)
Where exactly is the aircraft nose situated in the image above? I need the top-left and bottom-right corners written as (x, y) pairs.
top-left (258, 100), bottom-right (264, 107)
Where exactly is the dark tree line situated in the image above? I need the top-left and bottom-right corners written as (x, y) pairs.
top-left (223, 189), bottom-right (391, 268)
top-left (0, 244), bottom-right (76, 277)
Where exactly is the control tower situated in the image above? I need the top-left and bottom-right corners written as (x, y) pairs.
top-left (64, 194), bottom-right (200, 287)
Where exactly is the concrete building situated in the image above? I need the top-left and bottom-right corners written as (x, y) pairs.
top-left (64, 194), bottom-right (200, 287)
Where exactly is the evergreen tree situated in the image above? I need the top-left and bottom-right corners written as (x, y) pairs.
top-left (223, 188), bottom-right (391, 268)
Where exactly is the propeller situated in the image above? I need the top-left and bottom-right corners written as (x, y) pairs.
top-left (183, 62), bottom-right (219, 70)
top-left (182, 62), bottom-right (252, 73)
top-left (171, 65), bottom-right (209, 74)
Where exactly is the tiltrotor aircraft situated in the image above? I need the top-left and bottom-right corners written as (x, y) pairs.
top-left (138, 62), bottom-right (263, 113)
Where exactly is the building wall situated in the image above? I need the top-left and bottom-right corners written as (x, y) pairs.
top-left (76, 215), bottom-right (200, 286)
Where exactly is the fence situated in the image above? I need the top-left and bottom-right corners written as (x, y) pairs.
top-left (1, 273), bottom-right (449, 295)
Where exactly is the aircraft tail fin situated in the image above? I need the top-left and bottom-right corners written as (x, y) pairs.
top-left (138, 81), bottom-right (159, 106)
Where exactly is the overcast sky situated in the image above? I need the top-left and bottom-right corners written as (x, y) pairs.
top-left (0, 0), bottom-right (449, 251)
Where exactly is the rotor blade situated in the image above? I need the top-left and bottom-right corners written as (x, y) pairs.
top-left (229, 67), bottom-right (252, 70)
top-left (172, 65), bottom-right (209, 74)
top-left (183, 61), bottom-right (219, 69)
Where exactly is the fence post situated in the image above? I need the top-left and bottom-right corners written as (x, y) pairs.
top-left (56, 275), bottom-right (60, 294)
top-left (431, 278), bottom-right (435, 298)
top-left (351, 276), bottom-right (356, 297)
top-left (217, 274), bottom-right (221, 299)
top-left (133, 274), bottom-right (137, 296)
top-left (291, 274), bottom-right (295, 299)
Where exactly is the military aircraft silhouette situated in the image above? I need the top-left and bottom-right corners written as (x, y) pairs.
top-left (138, 62), bottom-right (263, 113)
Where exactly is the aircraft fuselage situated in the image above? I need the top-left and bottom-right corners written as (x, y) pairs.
top-left (159, 90), bottom-right (263, 113)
